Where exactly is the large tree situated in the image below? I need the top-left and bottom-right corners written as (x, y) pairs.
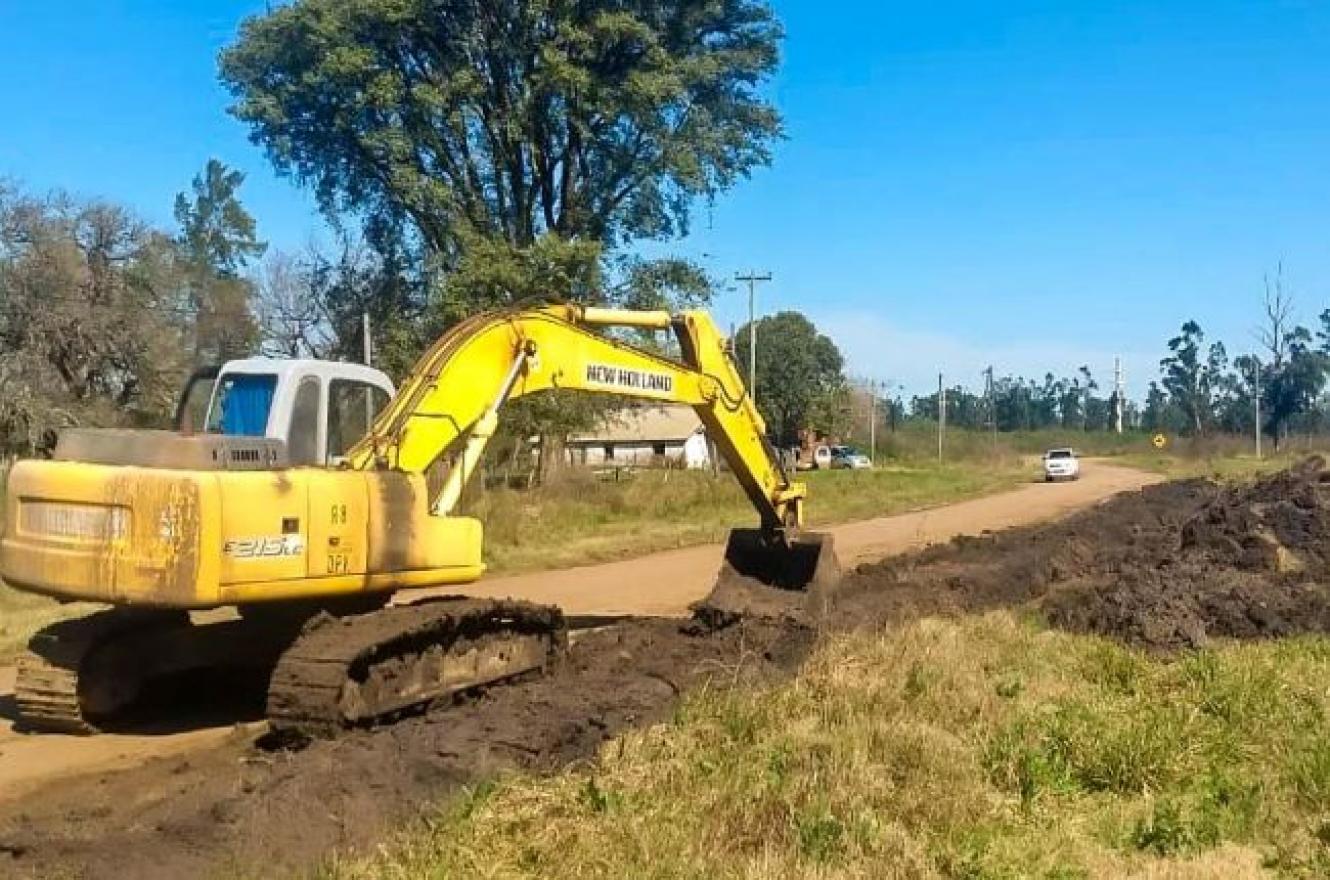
top-left (0, 184), bottom-right (197, 452)
top-left (733, 311), bottom-right (845, 445)
top-left (219, 0), bottom-right (783, 260)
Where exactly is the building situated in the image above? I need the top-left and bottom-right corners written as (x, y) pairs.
top-left (566, 405), bottom-right (711, 469)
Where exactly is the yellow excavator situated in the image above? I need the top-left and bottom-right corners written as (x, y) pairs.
top-left (1, 304), bottom-right (838, 738)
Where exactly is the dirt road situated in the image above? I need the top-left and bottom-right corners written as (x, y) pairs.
top-left (0, 461), bottom-right (1156, 803)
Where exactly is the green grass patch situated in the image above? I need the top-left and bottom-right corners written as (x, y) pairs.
top-left (321, 614), bottom-right (1330, 879)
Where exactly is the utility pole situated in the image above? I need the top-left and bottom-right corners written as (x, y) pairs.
top-left (984, 366), bottom-right (997, 454)
top-left (735, 271), bottom-right (772, 405)
top-left (362, 311), bottom-right (375, 427)
top-left (868, 380), bottom-right (878, 464)
top-left (938, 373), bottom-right (946, 461)
top-left (1113, 357), bottom-right (1125, 434)
top-left (1253, 356), bottom-right (1262, 459)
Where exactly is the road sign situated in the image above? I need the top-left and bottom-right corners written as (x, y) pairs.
top-left (1152, 433), bottom-right (1168, 449)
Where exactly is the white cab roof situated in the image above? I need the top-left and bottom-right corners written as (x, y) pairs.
top-left (220, 358), bottom-right (393, 390)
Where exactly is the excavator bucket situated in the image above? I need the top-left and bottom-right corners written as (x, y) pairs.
top-left (693, 529), bottom-right (843, 627)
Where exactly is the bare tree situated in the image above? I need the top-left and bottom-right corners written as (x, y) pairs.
top-left (1259, 262), bottom-right (1293, 369)
top-left (254, 249), bottom-right (334, 358)
top-left (1255, 263), bottom-right (1327, 448)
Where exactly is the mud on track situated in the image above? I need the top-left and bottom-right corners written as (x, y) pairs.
top-left (5, 462), bottom-right (1330, 879)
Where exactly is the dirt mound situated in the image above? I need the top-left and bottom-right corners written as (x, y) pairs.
top-left (1181, 455), bottom-right (1330, 573)
top-left (1045, 458), bottom-right (1330, 650)
top-left (829, 458), bottom-right (1330, 652)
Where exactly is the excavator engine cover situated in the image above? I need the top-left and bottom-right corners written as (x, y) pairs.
top-left (694, 529), bottom-right (842, 627)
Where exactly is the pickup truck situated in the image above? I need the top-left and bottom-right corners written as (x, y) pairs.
top-left (1043, 448), bottom-right (1081, 482)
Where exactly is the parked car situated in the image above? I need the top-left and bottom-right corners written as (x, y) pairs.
top-left (830, 445), bottom-right (872, 470)
top-left (1043, 448), bottom-right (1080, 481)
top-left (810, 444), bottom-right (833, 470)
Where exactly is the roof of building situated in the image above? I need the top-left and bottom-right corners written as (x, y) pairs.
top-left (568, 405), bottom-right (704, 444)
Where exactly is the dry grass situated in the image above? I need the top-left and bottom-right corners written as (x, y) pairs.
top-left (0, 586), bottom-right (97, 659)
top-left (321, 614), bottom-right (1330, 880)
top-left (1118, 451), bottom-right (1326, 482)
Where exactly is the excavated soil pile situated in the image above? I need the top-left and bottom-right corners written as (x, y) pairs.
top-left (836, 456), bottom-right (1330, 651)
top-left (6, 462), bottom-right (1330, 878)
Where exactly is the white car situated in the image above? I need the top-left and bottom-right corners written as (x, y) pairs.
top-left (830, 445), bottom-right (872, 470)
top-left (1043, 448), bottom-right (1080, 482)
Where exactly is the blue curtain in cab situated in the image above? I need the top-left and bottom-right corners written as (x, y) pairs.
top-left (221, 375), bottom-right (277, 436)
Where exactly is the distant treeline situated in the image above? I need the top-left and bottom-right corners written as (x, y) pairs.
top-left (874, 275), bottom-right (1330, 450)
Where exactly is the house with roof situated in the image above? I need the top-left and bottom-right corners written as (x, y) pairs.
top-left (566, 404), bottom-right (711, 469)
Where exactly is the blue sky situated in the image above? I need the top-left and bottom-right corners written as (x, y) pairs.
top-left (3, 1), bottom-right (1330, 398)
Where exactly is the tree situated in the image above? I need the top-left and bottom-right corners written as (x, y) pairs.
top-left (732, 312), bottom-right (844, 445)
top-left (174, 159), bottom-right (266, 275)
top-left (1141, 381), bottom-right (1170, 432)
top-left (173, 159), bottom-right (267, 363)
top-left (1213, 355), bottom-right (1259, 435)
top-left (0, 183), bottom-right (196, 452)
top-left (254, 249), bottom-right (335, 359)
top-left (1160, 320), bottom-right (1225, 436)
top-left (220, 0), bottom-right (783, 258)
top-left (1251, 268), bottom-right (1326, 447)
top-left (1263, 326), bottom-right (1325, 446)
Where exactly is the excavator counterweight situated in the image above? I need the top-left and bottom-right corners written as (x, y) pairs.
top-left (1, 304), bottom-right (840, 737)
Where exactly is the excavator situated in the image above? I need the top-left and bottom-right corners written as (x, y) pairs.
top-left (0, 304), bottom-right (838, 738)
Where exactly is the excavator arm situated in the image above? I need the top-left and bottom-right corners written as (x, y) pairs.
top-left (346, 304), bottom-right (806, 534)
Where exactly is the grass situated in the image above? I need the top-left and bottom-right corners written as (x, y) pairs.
top-left (0, 587), bottom-right (96, 659)
top-left (465, 459), bottom-right (1030, 574)
top-left (319, 613), bottom-right (1330, 880)
top-left (1118, 451), bottom-right (1311, 482)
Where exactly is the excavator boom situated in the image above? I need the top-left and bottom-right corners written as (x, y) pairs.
top-left (348, 304), bottom-right (805, 533)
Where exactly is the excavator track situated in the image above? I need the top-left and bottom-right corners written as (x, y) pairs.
top-left (266, 598), bottom-right (566, 740)
top-left (15, 609), bottom-right (188, 734)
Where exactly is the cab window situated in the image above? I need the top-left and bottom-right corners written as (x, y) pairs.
top-left (206, 374), bottom-right (277, 437)
top-left (287, 377), bottom-right (322, 465)
top-left (327, 380), bottom-right (390, 460)
top-left (175, 367), bottom-right (219, 433)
